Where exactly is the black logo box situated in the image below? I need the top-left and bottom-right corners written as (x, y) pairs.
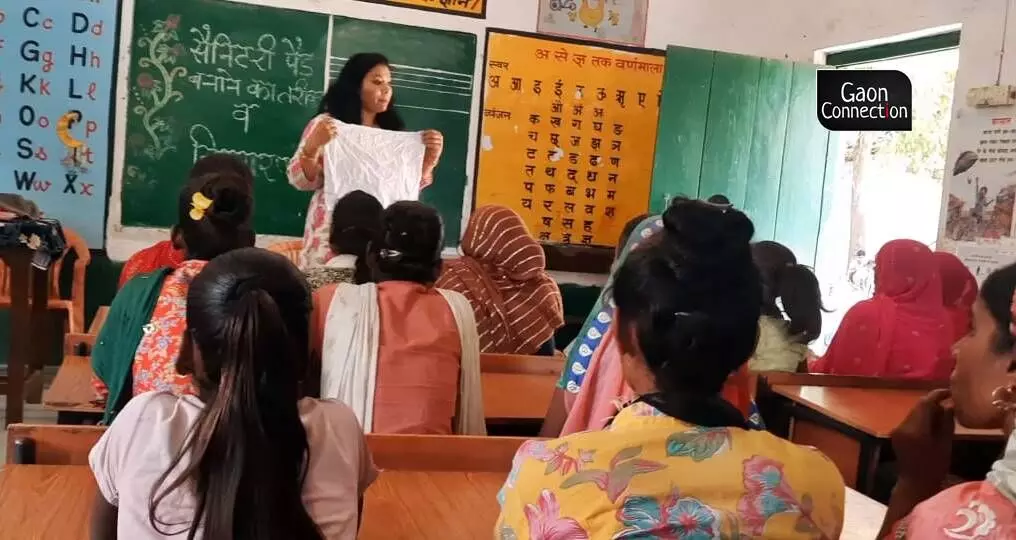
top-left (817, 70), bottom-right (912, 132)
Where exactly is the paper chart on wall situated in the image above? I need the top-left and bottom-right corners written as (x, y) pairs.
top-left (953, 243), bottom-right (1016, 284)
top-left (943, 112), bottom-right (1016, 242)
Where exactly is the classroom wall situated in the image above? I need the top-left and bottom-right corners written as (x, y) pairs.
top-left (106, 0), bottom-right (1006, 262)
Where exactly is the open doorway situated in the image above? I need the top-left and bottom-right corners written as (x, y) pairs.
top-left (813, 33), bottom-right (959, 353)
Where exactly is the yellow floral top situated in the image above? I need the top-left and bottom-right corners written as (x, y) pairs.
top-left (496, 402), bottom-right (845, 539)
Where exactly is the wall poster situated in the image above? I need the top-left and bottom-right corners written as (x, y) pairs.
top-left (537, 0), bottom-right (649, 47)
top-left (473, 29), bottom-right (663, 248)
top-left (0, 1), bottom-right (119, 246)
top-left (944, 114), bottom-right (1016, 242)
top-left (356, 0), bottom-right (486, 18)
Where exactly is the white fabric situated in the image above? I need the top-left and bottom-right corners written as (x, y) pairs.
top-left (89, 392), bottom-right (376, 540)
top-left (437, 288), bottom-right (487, 436)
top-left (987, 431), bottom-right (1016, 504)
top-left (325, 254), bottom-right (357, 269)
top-left (322, 122), bottom-right (426, 210)
top-left (320, 282), bottom-right (380, 432)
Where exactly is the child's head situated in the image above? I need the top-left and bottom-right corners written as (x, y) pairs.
top-left (613, 197), bottom-right (761, 397)
top-left (369, 201), bottom-right (444, 285)
top-left (160, 247), bottom-right (320, 539)
top-left (752, 241), bottom-right (824, 344)
top-left (329, 190), bottom-right (383, 282)
top-left (174, 159), bottom-right (255, 261)
top-left (950, 262), bottom-right (1016, 430)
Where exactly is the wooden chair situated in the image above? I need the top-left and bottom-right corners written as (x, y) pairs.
top-left (5, 424), bottom-right (105, 464)
top-left (88, 305), bottom-right (110, 335)
top-left (266, 239), bottom-right (303, 267)
top-left (0, 226), bottom-right (90, 333)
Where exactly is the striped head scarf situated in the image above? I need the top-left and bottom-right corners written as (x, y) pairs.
top-left (436, 205), bottom-right (564, 354)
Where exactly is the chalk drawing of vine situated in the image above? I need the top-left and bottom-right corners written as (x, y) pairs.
top-left (132, 15), bottom-right (188, 160)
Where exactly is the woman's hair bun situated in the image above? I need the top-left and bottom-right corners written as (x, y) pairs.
top-left (202, 173), bottom-right (252, 227)
top-left (660, 196), bottom-right (754, 265)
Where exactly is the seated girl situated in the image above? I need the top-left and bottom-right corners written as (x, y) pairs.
top-left (92, 166), bottom-right (255, 422)
top-left (810, 239), bottom-right (954, 379)
top-left (311, 201), bottom-right (485, 435)
top-left (89, 248), bottom-right (376, 540)
top-left (435, 205), bottom-right (564, 356)
top-left (878, 261), bottom-right (1016, 538)
top-left (304, 190), bottom-right (384, 290)
top-left (934, 250), bottom-right (978, 342)
top-left (498, 197), bottom-right (845, 538)
top-left (751, 240), bottom-right (824, 372)
top-left (116, 154), bottom-right (254, 289)
top-left (540, 212), bottom-right (760, 438)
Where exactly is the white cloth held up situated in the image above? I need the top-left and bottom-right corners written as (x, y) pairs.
top-left (322, 122), bottom-right (426, 210)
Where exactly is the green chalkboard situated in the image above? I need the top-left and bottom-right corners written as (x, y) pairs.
top-left (330, 17), bottom-right (476, 244)
top-left (121, 0), bottom-right (329, 235)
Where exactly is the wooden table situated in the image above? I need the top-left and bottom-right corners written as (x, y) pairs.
top-left (481, 372), bottom-right (556, 423)
top-left (0, 465), bottom-right (887, 539)
top-left (774, 384), bottom-right (1005, 494)
top-left (0, 465), bottom-right (94, 539)
top-left (1, 247), bottom-right (52, 427)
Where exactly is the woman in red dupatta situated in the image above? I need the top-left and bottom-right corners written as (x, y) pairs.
top-left (436, 205), bottom-right (564, 355)
top-left (810, 239), bottom-right (954, 379)
top-left (934, 251), bottom-right (978, 342)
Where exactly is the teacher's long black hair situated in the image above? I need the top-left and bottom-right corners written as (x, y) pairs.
top-left (319, 52), bottom-right (405, 130)
top-left (612, 196), bottom-right (761, 429)
top-left (148, 248), bottom-right (321, 540)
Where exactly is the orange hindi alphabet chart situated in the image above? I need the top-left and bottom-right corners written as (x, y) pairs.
top-left (473, 30), bottom-right (664, 247)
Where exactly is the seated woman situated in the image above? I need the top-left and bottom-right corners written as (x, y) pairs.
top-left (90, 248), bottom-right (376, 539)
top-left (92, 166), bottom-right (255, 422)
top-left (304, 190), bottom-right (384, 290)
top-left (498, 198), bottom-right (845, 538)
top-left (934, 250), bottom-right (978, 342)
top-left (311, 201), bottom-right (485, 435)
top-left (116, 154), bottom-right (254, 289)
top-left (751, 240), bottom-right (824, 372)
top-left (810, 239), bottom-right (954, 379)
top-left (435, 205), bottom-right (564, 356)
top-left (878, 262), bottom-right (1016, 538)
top-left (540, 212), bottom-right (760, 438)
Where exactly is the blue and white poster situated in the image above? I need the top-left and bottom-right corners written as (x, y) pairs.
top-left (0, 2), bottom-right (118, 246)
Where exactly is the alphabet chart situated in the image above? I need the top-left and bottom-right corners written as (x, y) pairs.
top-left (0, 2), bottom-right (117, 246)
top-left (473, 30), bottom-right (663, 247)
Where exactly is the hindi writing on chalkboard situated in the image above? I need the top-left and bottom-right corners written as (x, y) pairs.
top-left (473, 30), bottom-right (663, 247)
top-left (121, 0), bottom-right (328, 236)
top-left (0, 2), bottom-right (118, 246)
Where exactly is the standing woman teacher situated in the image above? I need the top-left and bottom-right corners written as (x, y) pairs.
top-left (288, 52), bottom-right (444, 269)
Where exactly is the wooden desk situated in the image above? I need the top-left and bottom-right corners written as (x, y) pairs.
top-left (0, 465), bottom-right (94, 539)
top-left (43, 355), bottom-right (102, 424)
top-left (361, 470), bottom-right (503, 539)
top-left (0, 247), bottom-right (52, 427)
top-left (774, 384), bottom-right (1005, 494)
top-left (481, 372), bottom-right (555, 423)
top-left (0, 466), bottom-right (890, 539)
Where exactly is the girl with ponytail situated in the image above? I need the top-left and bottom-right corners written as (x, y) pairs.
top-left (497, 198), bottom-right (845, 538)
top-left (750, 240), bottom-right (825, 371)
top-left (89, 248), bottom-right (376, 540)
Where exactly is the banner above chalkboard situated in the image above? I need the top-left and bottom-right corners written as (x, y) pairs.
top-left (356, 0), bottom-right (486, 18)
